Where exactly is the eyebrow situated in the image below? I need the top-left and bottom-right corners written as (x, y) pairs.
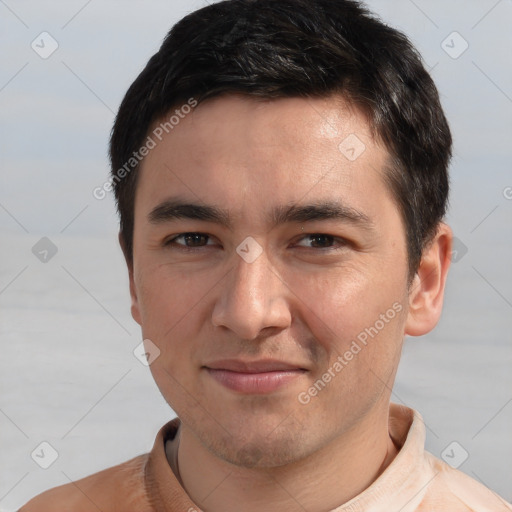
top-left (148, 198), bottom-right (374, 231)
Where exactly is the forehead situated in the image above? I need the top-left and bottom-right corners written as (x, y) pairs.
top-left (159, 94), bottom-right (377, 161)
top-left (136, 95), bottom-right (393, 224)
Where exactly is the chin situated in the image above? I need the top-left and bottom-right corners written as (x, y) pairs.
top-left (201, 418), bottom-right (315, 469)
top-left (214, 437), bottom-right (306, 469)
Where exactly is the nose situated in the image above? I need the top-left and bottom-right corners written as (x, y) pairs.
top-left (211, 245), bottom-right (292, 340)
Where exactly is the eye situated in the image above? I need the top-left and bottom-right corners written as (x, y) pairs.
top-left (164, 232), bottom-right (216, 249)
top-left (294, 233), bottom-right (347, 250)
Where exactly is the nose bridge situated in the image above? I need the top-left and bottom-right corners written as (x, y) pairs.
top-left (212, 243), bottom-right (291, 339)
top-left (235, 249), bottom-right (272, 304)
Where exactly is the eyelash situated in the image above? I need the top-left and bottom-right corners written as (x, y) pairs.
top-left (163, 232), bottom-right (348, 252)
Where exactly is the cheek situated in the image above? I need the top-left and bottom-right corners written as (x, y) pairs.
top-left (134, 265), bottom-right (210, 407)
top-left (289, 265), bottom-right (406, 366)
top-left (291, 267), bottom-right (378, 331)
top-left (135, 263), bottom-right (208, 344)
top-left (295, 269), bottom-right (406, 422)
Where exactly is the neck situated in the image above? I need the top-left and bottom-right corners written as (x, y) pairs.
top-left (174, 407), bottom-right (399, 512)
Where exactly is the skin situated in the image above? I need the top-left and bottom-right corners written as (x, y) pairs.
top-left (122, 95), bottom-right (452, 512)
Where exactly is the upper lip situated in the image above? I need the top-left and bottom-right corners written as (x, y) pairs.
top-left (204, 359), bottom-right (307, 373)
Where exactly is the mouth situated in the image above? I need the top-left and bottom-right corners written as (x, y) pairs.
top-left (203, 359), bottom-right (308, 394)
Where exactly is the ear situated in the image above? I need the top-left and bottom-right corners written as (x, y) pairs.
top-left (118, 232), bottom-right (142, 326)
top-left (404, 223), bottom-right (453, 337)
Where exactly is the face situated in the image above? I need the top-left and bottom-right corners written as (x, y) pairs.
top-left (129, 95), bottom-right (412, 468)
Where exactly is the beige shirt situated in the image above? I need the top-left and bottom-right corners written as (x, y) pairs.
top-left (20, 404), bottom-right (512, 511)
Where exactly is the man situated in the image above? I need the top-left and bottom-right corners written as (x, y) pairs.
top-left (20, 0), bottom-right (512, 510)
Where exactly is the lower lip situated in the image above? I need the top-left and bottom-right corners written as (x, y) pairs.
top-left (205, 368), bottom-right (305, 394)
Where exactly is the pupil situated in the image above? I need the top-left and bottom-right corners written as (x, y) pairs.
top-left (186, 234), bottom-right (205, 246)
top-left (311, 234), bottom-right (332, 247)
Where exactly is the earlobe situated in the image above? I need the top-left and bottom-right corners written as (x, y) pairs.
top-left (404, 223), bottom-right (453, 337)
top-left (118, 232), bottom-right (142, 326)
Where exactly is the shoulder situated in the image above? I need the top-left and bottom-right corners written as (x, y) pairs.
top-left (19, 453), bottom-right (153, 512)
top-left (421, 451), bottom-right (512, 511)
top-left (387, 405), bottom-right (511, 511)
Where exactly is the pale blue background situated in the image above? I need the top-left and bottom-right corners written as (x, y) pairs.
top-left (1, 0), bottom-right (511, 509)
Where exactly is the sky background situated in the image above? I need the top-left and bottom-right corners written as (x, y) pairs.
top-left (1, 0), bottom-right (511, 509)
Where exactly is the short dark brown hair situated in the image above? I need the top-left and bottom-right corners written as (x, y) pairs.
top-left (109, 0), bottom-right (452, 279)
